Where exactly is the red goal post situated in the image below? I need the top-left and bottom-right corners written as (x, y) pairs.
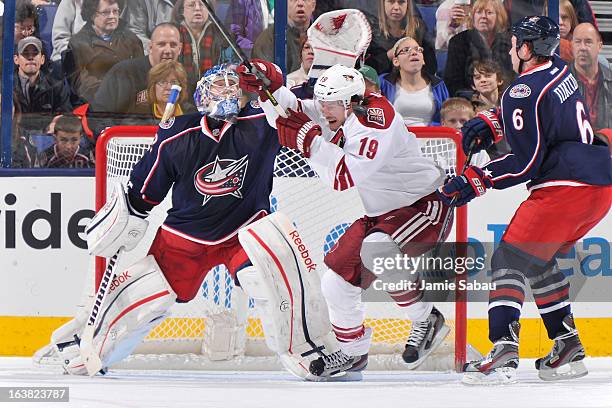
top-left (94, 125), bottom-right (468, 372)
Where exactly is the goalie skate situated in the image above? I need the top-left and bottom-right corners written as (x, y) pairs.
top-left (535, 314), bottom-right (588, 381)
top-left (402, 307), bottom-right (450, 369)
top-left (462, 321), bottom-right (520, 385)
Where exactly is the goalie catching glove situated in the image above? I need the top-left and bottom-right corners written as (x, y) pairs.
top-left (276, 108), bottom-right (322, 158)
top-left (236, 59), bottom-right (284, 101)
top-left (436, 166), bottom-right (494, 207)
top-left (461, 109), bottom-right (504, 155)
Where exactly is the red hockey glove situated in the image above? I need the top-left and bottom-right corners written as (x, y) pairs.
top-left (461, 109), bottom-right (504, 155)
top-left (236, 59), bottom-right (284, 101)
top-left (436, 166), bottom-right (494, 207)
top-left (276, 109), bottom-right (322, 158)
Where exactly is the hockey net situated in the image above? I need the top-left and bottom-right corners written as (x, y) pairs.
top-left (94, 125), bottom-right (469, 372)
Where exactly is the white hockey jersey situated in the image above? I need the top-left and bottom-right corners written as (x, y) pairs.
top-left (261, 87), bottom-right (445, 216)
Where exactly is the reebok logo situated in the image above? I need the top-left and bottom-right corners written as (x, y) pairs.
top-left (109, 271), bottom-right (131, 292)
top-left (288, 230), bottom-right (317, 272)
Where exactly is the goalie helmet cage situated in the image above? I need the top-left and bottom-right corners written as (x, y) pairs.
top-left (94, 125), bottom-right (468, 372)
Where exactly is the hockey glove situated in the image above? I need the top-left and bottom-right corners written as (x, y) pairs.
top-left (236, 59), bottom-right (284, 101)
top-left (461, 109), bottom-right (504, 155)
top-left (276, 109), bottom-right (322, 158)
top-left (436, 166), bottom-right (493, 207)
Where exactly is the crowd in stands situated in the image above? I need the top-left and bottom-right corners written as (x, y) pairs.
top-left (4, 0), bottom-right (609, 169)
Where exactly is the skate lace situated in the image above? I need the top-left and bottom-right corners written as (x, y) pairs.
top-left (406, 320), bottom-right (429, 347)
top-left (322, 350), bottom-right (352, 369)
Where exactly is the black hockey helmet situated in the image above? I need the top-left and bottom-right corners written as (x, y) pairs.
top-left (511, 15), bottom-right (560, 57)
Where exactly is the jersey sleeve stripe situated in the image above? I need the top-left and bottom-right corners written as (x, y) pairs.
top-left (333, 156), bottom-right (354, 191)
top-left (492, 66), bottom-right (568, 183)
top-left (140, 126), bottom-right (200, 196)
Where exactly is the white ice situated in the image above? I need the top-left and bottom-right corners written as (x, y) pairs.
top-left (1, 357), bottom-right (611, 408)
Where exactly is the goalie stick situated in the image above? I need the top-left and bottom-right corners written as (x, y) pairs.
top-left (201, 0), bottom-right (287, 118)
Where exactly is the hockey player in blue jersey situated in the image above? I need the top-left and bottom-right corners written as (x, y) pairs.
top-left (437, 16), bottom-right (612, 384)
top-left (45, 64), bottom-right (348, 380)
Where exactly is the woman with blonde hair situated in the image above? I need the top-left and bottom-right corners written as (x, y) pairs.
top-left (133, 60), bottom-right (194, 122)
top-left (559, 0), bottom-right (579, 62)
top-left (366, 0), bottom-right (437, 76)
top-left (444, 0), bottom-right (513, 97)
top-left (379, 36), bottom-right (449, 126)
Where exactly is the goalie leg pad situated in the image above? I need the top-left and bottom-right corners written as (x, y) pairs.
top-left (60, 255), bottom-right (176, 375)
top-left (238, 212), bottom-right (340, 379)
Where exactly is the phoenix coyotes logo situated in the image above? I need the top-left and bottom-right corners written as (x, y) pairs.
top-left (194, 155), bottom-right (249, 205)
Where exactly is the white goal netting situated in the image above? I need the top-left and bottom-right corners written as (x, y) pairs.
top-left (95, 125), bottom-right (468, 371)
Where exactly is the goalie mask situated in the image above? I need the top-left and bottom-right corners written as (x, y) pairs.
top-left (194, 64), bottom-right (242, 123)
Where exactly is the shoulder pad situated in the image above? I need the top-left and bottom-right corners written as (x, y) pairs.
top-left (156, 112), bottom-right (202, 139)
top-left (355, 93), bottom-right (395, 130)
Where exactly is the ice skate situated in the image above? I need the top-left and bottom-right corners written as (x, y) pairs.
top-left (462, 321), bottom-right (520, 385)
top-left (309, 328), bottom-right (370, 380)
top-left (535, 314), bottom-right (588, 381)
top-left (402, 306), bottom-right (451, 369)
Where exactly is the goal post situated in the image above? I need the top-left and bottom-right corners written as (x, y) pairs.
top-left (94, 125), bottom-right (468, 372)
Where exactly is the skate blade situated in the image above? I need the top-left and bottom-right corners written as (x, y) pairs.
top-left (538, 360), bottom-right (588, 381)
top-left (462, 367), bottom-right (517, 385)
top-left (404, 324), bottom-right (451, 370)
top-left (306, 371), bottom-right (363, 382)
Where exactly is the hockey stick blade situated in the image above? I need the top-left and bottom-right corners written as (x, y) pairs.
top-left (80, 248), bottom-right (123, 376)
top-left (201, 0), bottom-right (287, 118)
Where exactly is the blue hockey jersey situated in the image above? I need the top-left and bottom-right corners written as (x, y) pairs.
top-left (128, 102), bottom-right (280, 244)
top-left (484, 55), bottom-right (612, 190)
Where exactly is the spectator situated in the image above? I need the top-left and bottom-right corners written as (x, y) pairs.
top-left (132, 60), bottom-right (193, 122)
top-left (172, 0), bottom-right (233, 89)
top-left (440, 96), bottom-right (494, 163)
top-left (91, 23), bottom-right (181, 115)
top-left (470, 59), bottom-right (505, 110)
top-left (359, 64), bottom-right (381, 93)
top-left (252, 0), bottom-right (316, 73)
top-left (570, 23), bottom-right (612, 130)
top-left (504, 0), bottom-right (596, 27)
top-left (286, 40), bottom-right (313, 87)
top-left (13, 36), bottom-right (72, 138)
top-left (51, 0), bottom-right (87, 63)
top-left (11, 92), bottom-right (38, 168)
top-left (127, 0), bottom-right (175, 52)
top-left (63, 0), bottom-right (144, 103)
top-left (231, 0), bottom-right (274, 58)
top-left (559, 0), bottom-right (579, 62)
top-left (366, 0), bottom-right (436, 76)
top-left (37, 113), bottom-right (95, 168)
top-left (15, 1), bottom-right (39, 45)
top-left (435, 0), bottom-right (470, 50)
top-left (444, 0), bottom-right (512, 97)
top-left (379, 36), bottom-right (448, 126)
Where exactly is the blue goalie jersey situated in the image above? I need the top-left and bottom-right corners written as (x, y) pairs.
top-left (128, 103), bottom-right (280, 244)
top-left (484, 55), bottom-right (612, 190)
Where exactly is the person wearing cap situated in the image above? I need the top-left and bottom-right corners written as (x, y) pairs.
top-left (358, 65), bottom-right (380, 93)
top-left (13, 36), bottom-right (72, 139)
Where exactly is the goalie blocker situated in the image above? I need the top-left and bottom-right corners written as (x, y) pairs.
top-left (237, 212), bottom-right (348, 380)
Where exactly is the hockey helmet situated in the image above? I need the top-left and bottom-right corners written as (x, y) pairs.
top-left (512, 15), bottom-right (560, 57)
top-left (194, 64), bottom-right (242, 123)
top-left (313, 64), bottom-right (366, 109)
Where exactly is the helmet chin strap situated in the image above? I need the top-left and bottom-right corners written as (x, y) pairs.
top-left (517, 43), bottom-right (535, 74)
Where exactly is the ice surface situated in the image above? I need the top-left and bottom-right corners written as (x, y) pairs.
top-left (1, 357), bottom-right (611, 408)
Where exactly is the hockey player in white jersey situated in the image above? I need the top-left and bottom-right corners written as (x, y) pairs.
top-left (238, 60), bottom-right (453, 376)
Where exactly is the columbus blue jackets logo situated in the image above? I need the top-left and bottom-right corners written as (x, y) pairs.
top-left (194, 155), bottom-right (249, 205)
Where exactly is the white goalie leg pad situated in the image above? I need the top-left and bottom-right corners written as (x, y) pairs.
top-left (61, 255), bottom-right (176, 375)
top-left (86, 181), bottom-right (148, 258)
top-left (238, 212), bottom-right (340, 379)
